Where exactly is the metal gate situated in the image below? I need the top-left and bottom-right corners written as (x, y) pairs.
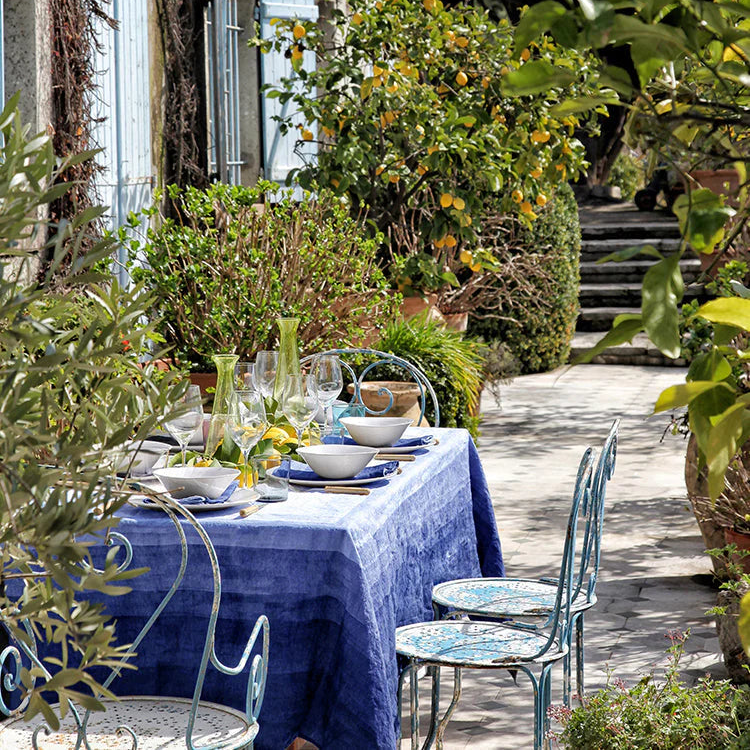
top-left (91, 0), bottom-right (153, 285)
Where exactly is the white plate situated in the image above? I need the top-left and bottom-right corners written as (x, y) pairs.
top-left (129, 488), bottom-right (257, 512)
top-left (284, 466), bottom-right (399, 487)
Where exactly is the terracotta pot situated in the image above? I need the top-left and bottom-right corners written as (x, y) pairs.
top-left (716, 581), bottom-right (750, 684)
top-left (400, 295), bottom-right (445, 324)
top-left (189, 372), bottom-right (217, 401)
top-left (442, 312), bottom-right (469, 332)
top-left (685, 433), bottom-right (727, 574)
top-left (690, 169), bottom-right (740, 204)
top-left (346, 381), bottom-right (430, 426)
top-left (724, 527), bottom-right (750, 576)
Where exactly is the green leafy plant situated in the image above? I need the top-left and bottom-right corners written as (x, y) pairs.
top-left (606, 150), bottom-right (646, 202)
top-left (372, 314), bottom-right (485, 437)
top-left (469, 182), bottom-right (581, 373)
top-left (552, 631), bottom-right (750, 750)
top-left (254, 0), bottom-right (604, 305)
top-left (127, 182), bottom-right (398, 371)
top-left (0, 95), bottom-right (183, 726)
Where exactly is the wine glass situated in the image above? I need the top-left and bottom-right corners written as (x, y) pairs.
top-left (311, 355), bottom-right (343, 435)
top-left (235, 362), bottom-right (255, 390)
top-left (254, 351), bottom-right (279, 399)
top-left (226, 390), bottom-right (268, 487)
top-left (164, 384), bottom-right (204, 465)
top-left (281, 375), bottom-right (319, 448)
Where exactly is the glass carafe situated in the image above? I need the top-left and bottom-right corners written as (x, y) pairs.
top-left (205, 354), bottom-right (239, 460)
top-left (272, 318), bottom-right (301, 402)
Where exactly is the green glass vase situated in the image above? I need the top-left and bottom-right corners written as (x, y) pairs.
top-left (272, 317), bottom-right (301, 402)
top-left (205, 354), bottom-right (239, 460)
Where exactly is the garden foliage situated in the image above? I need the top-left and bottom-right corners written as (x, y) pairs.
top-left (0, 96), bottom-right (183, 726)
top-left (470, 183), bottom-right (581, 373)
top-left (127, 183), bottom-right (398, 371)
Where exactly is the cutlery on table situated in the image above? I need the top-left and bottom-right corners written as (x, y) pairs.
top-left (240, 503), bottom-right (265, 518)
top-left (376, 454), bottom-right (416, 461)
top-left (324, 486), bottom-right (371, 495)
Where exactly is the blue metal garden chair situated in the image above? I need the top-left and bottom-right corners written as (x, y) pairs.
top-left (302, 347), bottom-right (441, 426)
top-left (395, 447), bottom-right (595, 750)
top-left (431, 420), bottom-right (619, 706)
top-left (0, 493), bottom-right (270, 749)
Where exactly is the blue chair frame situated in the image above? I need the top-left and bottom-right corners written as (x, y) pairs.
top-left (431, 420), bottom-right (619, 705)
top-left (0, 493), bottom-right (270, 750)
top-left (301, 348), bottom-right (441, 427)
top-left (395, 447), bottom-right (595, 750)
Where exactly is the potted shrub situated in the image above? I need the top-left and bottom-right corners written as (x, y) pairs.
top-left (125, 183), bottom-right (399, 374)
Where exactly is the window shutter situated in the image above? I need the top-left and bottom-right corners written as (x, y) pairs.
top-left (259, 0), bottom-right (318, 194)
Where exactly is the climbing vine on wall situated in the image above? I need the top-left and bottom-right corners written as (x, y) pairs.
top-left (154, 0), bottom-right (209, 191)
top-left (46, 0), bottom-right (115, 279)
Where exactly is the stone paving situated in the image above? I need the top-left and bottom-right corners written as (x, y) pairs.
top-left (404, 364), bottom-right (722, 750)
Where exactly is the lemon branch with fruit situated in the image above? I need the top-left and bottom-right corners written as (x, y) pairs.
top-left (253, 0), bottom-right (607, 308)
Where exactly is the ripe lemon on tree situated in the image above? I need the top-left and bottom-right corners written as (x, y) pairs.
top-left (440, 192), bottom-right (453, 207)
top-left (293, 23), bottom-right (306, 39)
top-left (456, 70), bottom-right (468, 86)
top-left (452, 196), bottom-right (465, 210)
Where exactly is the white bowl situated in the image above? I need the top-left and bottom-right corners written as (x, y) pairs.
top-left (153, 466), bottom-right (240, 499)
top-left (115, 440), bottom-right (170, 476)
top-left (297, 445), bottom-right (378, 479)
top-left (339, 416), bottom-right (413, 448)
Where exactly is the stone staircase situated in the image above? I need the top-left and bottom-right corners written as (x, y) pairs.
top-left (570, 205), bottom-right (702, 366)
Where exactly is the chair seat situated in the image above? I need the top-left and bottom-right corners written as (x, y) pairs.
top-left (395, 620), bottom-right (565, 668)
top-left (432, 577), bottom-right (596, 619)
top-left (0, 696), bottom-right (257, 750)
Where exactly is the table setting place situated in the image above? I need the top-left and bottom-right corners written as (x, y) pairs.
top-left (119, 347), bottom-right (439, 517)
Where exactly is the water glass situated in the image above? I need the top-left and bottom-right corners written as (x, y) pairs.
top-left (227, 390), bottom-right (268, 486)
top-left (254, 351), bottom-right (279, 399)
top-left (312, 355), bottom-right (344, 435)
top-left (164, 384), bottom-right (204, 465)
top-left (282, 374), bottom-right (319, 447)
top-left (251, 455), bottom-right (290, 502)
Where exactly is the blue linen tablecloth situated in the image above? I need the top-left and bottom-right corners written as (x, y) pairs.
top-left (108, 427), bottom-right (503, 749)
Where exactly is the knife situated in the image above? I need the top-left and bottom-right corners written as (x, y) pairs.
top-left (239, 503), bottom-right (265, 517)
top-left (376, 454), bottom-right (416, 461)
top-left (323, 486), bottom-right (371, 495)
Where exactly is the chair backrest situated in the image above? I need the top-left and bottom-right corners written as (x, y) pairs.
top-left (570, 420), bottom-right (620, 607)
top-left (0, 493), bottom-right (269, 748)
top-left (302, 347), bottom-right (441, 427)
top-left (531, 447), bottom-right (595, 659)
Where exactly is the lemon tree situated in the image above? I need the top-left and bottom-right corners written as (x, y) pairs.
top-left (254, 0), bottom-right (605, 286)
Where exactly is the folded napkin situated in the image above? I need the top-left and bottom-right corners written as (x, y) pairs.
top-left (323, 435), bottom-right (433, 449)
top-left (171, 481), bottom-right (239, 505)
top-left (275, 461), bottom-right (399, 483)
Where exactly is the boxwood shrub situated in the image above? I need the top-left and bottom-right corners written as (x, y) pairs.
top-left (469, 182), bottom-right (581, 374)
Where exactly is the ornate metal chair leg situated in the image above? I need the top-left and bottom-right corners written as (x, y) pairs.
top-left (422, 666), bottom-right (441, 750)
top-left (410, 661), bottom-right (420, 750)
top-left (435, 667), bottom-right (461, 750)
top-left (562, 621), bottom-right (573, 707)
top-left (575, 612), bottom-right (585, 701)
top-left (398, 665), bottom-right (409, 748)
top-left (541, 665), bottom-right (553, 750)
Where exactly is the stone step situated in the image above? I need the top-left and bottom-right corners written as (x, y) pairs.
top-left (580, 220), bottom-right (681, 242)
top-left (569, 331), bottom-right (687, 367)
top-left (577, 306), bottom-right (640, 332)
top-left (580, 237), bottom-right (683, 262)
top-left (579, 258), bottom-right (701, 284)
top-left (578, 281), bottom-right (703, 308)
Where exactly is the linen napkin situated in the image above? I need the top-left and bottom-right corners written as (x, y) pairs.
top-left (322, 435), bottom-right (433, 448)
top-left (275, 460), bottom-right (399, 483)
top-left (170, 480), bottom-right (239, 505)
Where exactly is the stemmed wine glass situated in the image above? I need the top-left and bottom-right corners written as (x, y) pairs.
top-left (235, 362), bottom-right (255, 390)
top-left (281, 375), bottom-right (319, 448)
top-left (311, 355), bottom-right (344, 435)
top-left (226, 390), bottom-right (268, 487)
top-left (254, 351), bottom-right (279, 399)
top-left (164, 384), bottom-right (204, 465)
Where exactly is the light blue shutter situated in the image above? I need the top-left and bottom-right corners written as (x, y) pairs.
top-left (259, 0), bottom-right (318, 194)
top-left (91, 0), bottom-right (153, 285)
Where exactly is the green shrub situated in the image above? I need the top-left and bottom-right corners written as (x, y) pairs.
top-left (468, 182), bottom-right (581, 373)
top-left (553, 631), bottom-right (750, 750)
top-left (127, 182), bottom-right (399, 371)
top-left (606, 150), bottom-right (646, 202)
top-left (371, 315), bottom-right (485, 438)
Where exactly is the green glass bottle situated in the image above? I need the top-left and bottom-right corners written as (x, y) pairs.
top-left (272, 317), bottom-right (302, 402)
top-left (205, 354), bottom-right (239, 460)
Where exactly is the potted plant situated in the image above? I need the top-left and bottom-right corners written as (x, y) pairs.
top-left (125, 183), bottom-right (399, 374)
